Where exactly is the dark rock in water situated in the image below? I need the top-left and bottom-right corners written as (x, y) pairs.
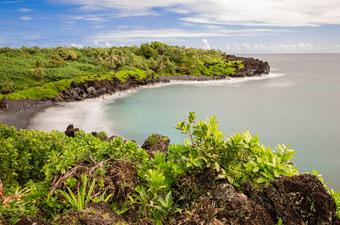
top-left (55, 202), bottom-right (127, 225)
top-left (65, 124), bottom-right (79, 137)
top-left (142, 133), bottom-right (170, 155)
top-left (245, 174), bottom-right (338, 225)
top-left (0, 97), bottom-right (9, 110)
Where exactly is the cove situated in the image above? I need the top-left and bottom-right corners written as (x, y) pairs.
top-left (30, 54), bottom-right (340, 189)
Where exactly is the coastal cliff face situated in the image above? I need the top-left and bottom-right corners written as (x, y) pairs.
top-left (55, 56), bottom-right (270, 102)
top-left (224, 55), bottom-right (271, 77)
top-left (55, 76), bottom-right (159, 102)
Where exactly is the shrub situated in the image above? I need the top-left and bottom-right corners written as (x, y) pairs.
top-left (1, 113), bottom-right (337, 224)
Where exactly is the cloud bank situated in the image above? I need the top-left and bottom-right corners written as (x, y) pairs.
top-left (59, 0), bottom-right (340, 27)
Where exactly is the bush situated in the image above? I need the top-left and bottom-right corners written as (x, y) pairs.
top-left (1, 113), bottom-right (338, 224)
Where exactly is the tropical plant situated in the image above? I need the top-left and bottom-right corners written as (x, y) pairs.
top-left (32, 60), bottom-right (45, 80)
top-left (129, 169), bottom-right (176, 224)
top-left (57, 175), bottom-right (112, 210)
top-left (0, 186), bottom-right (36, 224)
top-left (175, 112), bottom-right (299, 186)
top-left (105, 49), bottom-right (120, 70)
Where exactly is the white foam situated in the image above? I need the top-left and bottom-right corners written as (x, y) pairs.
top-left (28, 73), bottom-right (285, 134)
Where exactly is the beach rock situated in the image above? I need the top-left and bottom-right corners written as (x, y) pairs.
top-left (142, 133), bottom-right (170, 155)
top-left (65, 124), bottom-right (79, 137)
top-left (0, 97), bottom-right (9, 110)
top-left (55, 202), bottom-right (127, 225)
top-left (245, 174), bottom-right (338, 225)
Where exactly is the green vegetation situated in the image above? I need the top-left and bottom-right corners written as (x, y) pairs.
top-left (58, 175), bottom-right (112, 210)
top-left (0, 113), bottom-right (339, 224)
top-left (0, 43), bottom-right (244, 100)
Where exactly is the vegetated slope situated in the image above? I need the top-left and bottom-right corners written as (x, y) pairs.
top-left (0, 42), bottom-right (268, 101)
top-left (0, 113), bottom-right (339, 225)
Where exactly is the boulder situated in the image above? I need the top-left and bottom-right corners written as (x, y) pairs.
top-left (246, 174), bottom-right (339, 225)
top-left (65, 124), bottom-right (79, 138)
top-left (173, 171), bottom-right (339, 225)
top-left (141, 133), bottom-right (170, 155)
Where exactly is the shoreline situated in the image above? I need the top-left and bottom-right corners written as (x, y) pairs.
top-left (0, 56), bottom-right (271, 130)
top-left (0, 100), bottom-right (54, 129)
top-left (1, 75), bottom-right (229, 130)
top-left (27, 73), bottom-right (284, 134)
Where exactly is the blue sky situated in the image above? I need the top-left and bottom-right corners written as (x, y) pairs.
top-left (1, 0), bottom-right (340, 53)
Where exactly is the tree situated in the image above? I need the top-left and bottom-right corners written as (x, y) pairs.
top-left (105, 50), bottom-right (119, 70)
top-left (104, 49), bottom-right (126, 70)
top-left (94, 50), bottom-right (105, 71)
top-left (57, 48), bottom-right (78, 61)
top-left (49, 53), bottom-right (65, 67)
top-left (32, 60), bottom-right (45, 80)
top-left (153, 55), bottom-right (169, 73)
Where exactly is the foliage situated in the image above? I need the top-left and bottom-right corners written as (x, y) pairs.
top-left (32, 60), bottom-right (45, 80)
top-left (175, 112), bottom-right (299, 187)
top-left (331, 189), bottom-right (340, 219)
top-left (0, 114), bottom-right (339, 224)
top-left (129, 169), bottom-right (176, 224)
top-left (0, 183), bottom-right (41, 224)
top-left (0, 42), bottom-right (244, 99)
top-left (57, 175), bottom-right (112, 210)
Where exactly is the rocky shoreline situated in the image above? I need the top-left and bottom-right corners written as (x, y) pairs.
top-left (0, 57), bottom-right (270, 129)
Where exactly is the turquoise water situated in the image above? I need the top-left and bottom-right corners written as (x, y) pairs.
top-left (104, 54), bottom-right (340, 189)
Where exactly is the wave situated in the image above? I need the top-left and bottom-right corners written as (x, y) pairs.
top-left (28, 73), bottom-right (285, 134)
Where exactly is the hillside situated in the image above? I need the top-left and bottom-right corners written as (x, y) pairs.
top-left (0, 42), bottom-right (268, 101)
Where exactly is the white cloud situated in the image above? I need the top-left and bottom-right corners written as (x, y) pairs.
top-left (19, 7), bottom-right (33, 12)
top-left (70, 43), bottom-right (84, 48)
top-left (71, 15), bottom-right (107, 22)
top-left (58, 0), bottom-right (340, 27)
top-left (202, 39), bottom-right (211, 50)
top-left (89, 28), bottom-right (289, 43)
top-left (223, 42), bottom-right (340, 53)
top-left (20, 16), bottom-right (33, 21)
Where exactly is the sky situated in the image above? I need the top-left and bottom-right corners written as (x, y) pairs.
top-left (1, 0), bottom-right (340, 53)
